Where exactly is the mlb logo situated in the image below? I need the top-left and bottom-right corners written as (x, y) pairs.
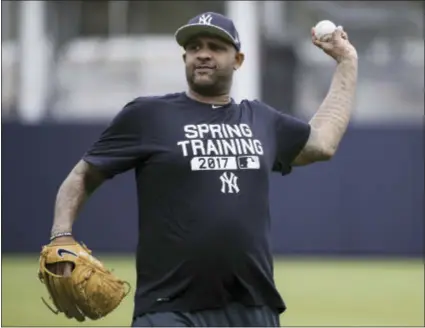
top-left (238, 156), bottom-right (260, 169)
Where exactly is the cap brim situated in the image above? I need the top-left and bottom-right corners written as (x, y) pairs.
top-left (175, 24), bottom-right (237, 49)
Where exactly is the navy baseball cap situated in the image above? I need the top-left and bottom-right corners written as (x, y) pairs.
top-left (175, 12), bottom-right (241, 51)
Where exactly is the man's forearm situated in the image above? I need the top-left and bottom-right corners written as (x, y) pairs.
top-left (309, 57), bottom-right (358, 155)
top-left (51, 160), bottom-right (104, 238)
top-left (292, 56), bottom-right (358, 166)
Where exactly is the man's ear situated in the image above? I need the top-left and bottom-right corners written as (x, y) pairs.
top-left (234, 52), bottom-right (245, 71)
top-left (182, 53), bottom-right (186, 63)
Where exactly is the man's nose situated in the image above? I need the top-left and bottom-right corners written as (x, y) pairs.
top-left (196, 48), bottom-right (212, 60)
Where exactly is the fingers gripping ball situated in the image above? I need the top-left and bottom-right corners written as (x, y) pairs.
top-left (38, 242), bottom-right (131, 322)
top-left (313, 20), bottom-right (337, 42)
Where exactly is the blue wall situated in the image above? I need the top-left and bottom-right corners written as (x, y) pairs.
top-left (2, 122), bottom-right (423, 256)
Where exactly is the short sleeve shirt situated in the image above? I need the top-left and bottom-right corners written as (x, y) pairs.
top-left (83, 92), bottom-right (311, 316)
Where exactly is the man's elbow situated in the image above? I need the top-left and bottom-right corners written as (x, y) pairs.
top-left (292, 146), bottom-right (334, 166)
top-left (319, 146), bottom-right (337, 161)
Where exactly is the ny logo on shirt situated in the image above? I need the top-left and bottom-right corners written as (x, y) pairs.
top-left (220, 172), bottom-right (240, 194)
top-left (198, 14), bottom-right (212, 25)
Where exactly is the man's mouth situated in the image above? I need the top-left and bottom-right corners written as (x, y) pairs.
top-left (195, 65), bottom-right (216, 73)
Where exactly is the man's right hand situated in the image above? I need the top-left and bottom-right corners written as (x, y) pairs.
top-left (46, 236), bottom-right (76, 277)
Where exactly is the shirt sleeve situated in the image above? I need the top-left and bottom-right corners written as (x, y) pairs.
top-left (82, 98), bottom-right (150, 179)
top-left (272, 110), bottom-right (311, 176)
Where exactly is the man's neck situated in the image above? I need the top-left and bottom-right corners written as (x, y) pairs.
top-left (186, 89), bottom-right (231, 105)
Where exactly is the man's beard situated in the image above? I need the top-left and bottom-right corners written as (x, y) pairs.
top-left (186, 68), bottom-right (232, 97)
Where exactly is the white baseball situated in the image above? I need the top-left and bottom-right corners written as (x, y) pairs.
top-left (313, 20), bottom-right (337, 41)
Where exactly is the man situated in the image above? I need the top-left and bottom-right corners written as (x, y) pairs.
top-left (48, 12), bottom-right (357, 327)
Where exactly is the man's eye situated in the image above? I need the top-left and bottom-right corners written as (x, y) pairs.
top-left (187, 44), bottom-right (199, 51)
top-left (210, 44), bottom-right (225, 51)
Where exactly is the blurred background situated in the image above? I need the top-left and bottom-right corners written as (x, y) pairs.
top-left (1, 1), bottom-right (424, 327)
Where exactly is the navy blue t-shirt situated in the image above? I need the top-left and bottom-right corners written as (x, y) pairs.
top-left (83, 92), bottom-right (310, 316)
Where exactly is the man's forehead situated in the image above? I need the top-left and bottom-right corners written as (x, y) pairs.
top-left (185, 34), bottom-right (233, 47)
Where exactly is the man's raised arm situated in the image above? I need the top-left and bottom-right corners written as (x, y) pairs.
top-left (292, 27), bottom-right (358, 165)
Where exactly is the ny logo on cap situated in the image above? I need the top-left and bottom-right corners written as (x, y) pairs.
top-left (198, 14), bottom-right (213, 25)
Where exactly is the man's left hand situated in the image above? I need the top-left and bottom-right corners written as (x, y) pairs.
top-left (312, 26), bottom-right (358, 63)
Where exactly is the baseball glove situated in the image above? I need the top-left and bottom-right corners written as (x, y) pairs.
top-left (38, 241), bottom-right (131, 322)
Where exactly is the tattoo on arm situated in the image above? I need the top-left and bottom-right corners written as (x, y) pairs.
top-left (293, 57), bottom-right (358, 165)
top-left (50, 160), bottom-right (105, 237)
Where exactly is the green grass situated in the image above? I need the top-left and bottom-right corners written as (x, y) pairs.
top-left (2, 255), bottom-right (424, 327)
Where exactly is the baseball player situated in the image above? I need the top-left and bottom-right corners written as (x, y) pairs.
top-left (45, 12), bottom-right (358, 327)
